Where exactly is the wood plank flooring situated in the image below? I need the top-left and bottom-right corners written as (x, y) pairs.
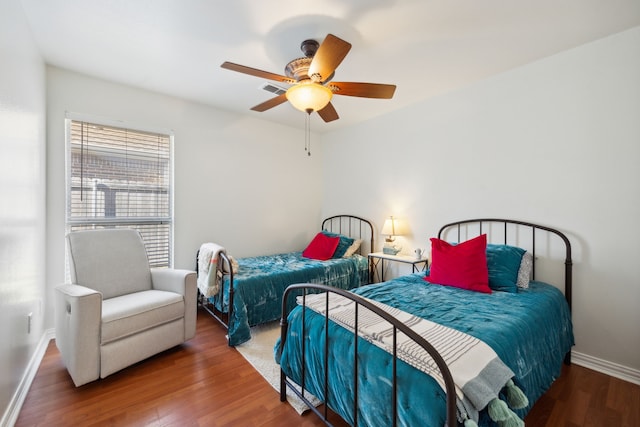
top-left (15, 309), bottom-right (639, 426)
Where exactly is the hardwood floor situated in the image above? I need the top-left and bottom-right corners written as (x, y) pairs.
top-left (15, 309), bottom-right (639, 426)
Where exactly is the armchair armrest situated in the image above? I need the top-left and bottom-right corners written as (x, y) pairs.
top-left (151, 268), bottom-right (195, 295)
top-left (54, 283), bottom-right (102, 387)
top-left (151, 268), bottom-right (197, 340)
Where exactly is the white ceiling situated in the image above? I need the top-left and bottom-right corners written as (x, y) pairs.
top-left (20, 0), bottom-right (640, 132)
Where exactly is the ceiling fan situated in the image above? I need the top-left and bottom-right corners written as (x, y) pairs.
top-left (221, 34), bottom-right (396, 123)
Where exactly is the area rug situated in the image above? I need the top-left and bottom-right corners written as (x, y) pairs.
top-left (235, 321), bottom-right (321, 415)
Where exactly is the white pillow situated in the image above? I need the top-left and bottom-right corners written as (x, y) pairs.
top-left (517, 251), bottom-right (533, 288)
top-left (343, 239), bottom-right (362, 257)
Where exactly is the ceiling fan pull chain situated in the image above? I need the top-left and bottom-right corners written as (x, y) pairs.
top-left (303, 112), bottom-right (311, 156)
top-left (307, 113), bottom-right (311, 156)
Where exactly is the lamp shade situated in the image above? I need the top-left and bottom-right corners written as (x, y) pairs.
top-left (286, 81), bottom-right (333, 113)
top-left (381, 217), bottom-right (400, 236)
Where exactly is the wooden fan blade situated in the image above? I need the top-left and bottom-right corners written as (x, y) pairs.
top-left (308, 34), bottom-right (352, 83)
top-left (317, 102), bottom-right (339, 123)
top-left (221, 62), bottom-right (294, 84)
top-left (330, 81), bottom-right (396, 99)
top-left (250, 93), bottom-right (288, 112)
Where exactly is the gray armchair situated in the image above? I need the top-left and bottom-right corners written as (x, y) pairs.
top-left (55, 228), bottom-right (197, 387)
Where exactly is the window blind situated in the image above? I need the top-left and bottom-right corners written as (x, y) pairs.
top-left (66, 120), bottom-right (173, 268)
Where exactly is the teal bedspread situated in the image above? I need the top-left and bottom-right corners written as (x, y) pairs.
top-left (210, 251), bottom-right (369, 346)
top-left (276, 273), bottom-right (574, 426)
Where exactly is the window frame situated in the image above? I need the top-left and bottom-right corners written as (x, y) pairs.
top-left (64, 114), bottom-right (175, 268)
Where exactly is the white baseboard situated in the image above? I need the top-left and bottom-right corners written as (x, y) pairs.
top-left (0, 329), bottom-right (55, 427)
top-left (572, 350), bottom-right (640, 385)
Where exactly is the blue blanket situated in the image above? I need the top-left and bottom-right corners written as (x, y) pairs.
top-left (209, 251), bottom-right (368, 345)
top-left (277, 274), bottom-right (574, 426)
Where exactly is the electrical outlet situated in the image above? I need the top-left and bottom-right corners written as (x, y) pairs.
top-left (27, 312), bottom-right (33, 334)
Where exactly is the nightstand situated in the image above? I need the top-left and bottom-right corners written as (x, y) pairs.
top-left (368, 252), bottom-right (429, 283)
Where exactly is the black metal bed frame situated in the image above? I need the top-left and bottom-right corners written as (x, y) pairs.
top-left (196, 250), bottom-right (234, 333)
top-left (278, 218), bottom-right (573, 427)
top-left (196, 215), bottom-right (374, 345)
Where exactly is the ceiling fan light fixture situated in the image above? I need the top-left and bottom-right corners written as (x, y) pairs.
top-left (286, 81), bottom-right (333, 113)
top-left (222, 33), bottom-right (394, 123)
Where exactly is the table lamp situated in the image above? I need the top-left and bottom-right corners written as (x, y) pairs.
top-left (381, 216), bottom-right (403, 255)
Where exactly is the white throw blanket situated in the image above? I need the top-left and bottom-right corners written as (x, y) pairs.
top-left (197, 243), bottom-right (226, 297)
top-left (299, 292), bottom-right (527, 426)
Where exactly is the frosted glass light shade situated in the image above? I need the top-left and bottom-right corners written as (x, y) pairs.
top-left (286, 81), bottom-right (333, 113)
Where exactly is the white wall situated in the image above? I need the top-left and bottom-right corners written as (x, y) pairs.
top-left (322, 27), bottom-right (640, 373)
top-left (0, 0), bottom-right (47, 423)
top-left (45, 67), bottom-right (325, 328)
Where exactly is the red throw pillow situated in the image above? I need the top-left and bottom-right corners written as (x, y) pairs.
top-left (302, 232), bottom-right (340, 260)
top-left (424, 234), bottom-right (491, 293)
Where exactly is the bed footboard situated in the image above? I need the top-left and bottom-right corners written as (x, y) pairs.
top-left (278, 283), bottom-right (457, 427)
top-left (196, 251), bottom-right (234, 333)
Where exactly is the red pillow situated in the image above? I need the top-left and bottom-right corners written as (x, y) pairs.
top-left (424, 234), bottom-right (491, 293)
top-left (302, 232), bottom-right (340, 260)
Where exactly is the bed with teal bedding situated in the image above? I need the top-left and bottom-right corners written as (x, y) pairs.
top-left (198, 215), bottom-right (373, 346)
top-left (275, 219), bottom-right (574, 427)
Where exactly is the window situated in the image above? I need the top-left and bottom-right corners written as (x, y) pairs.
top-left (65, 119), bottom-right (173, 268)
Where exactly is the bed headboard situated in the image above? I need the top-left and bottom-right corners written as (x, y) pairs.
top-left (437, 218), bottom-right (572, 311)
top-left (322, 215), bottom-right (374, 256)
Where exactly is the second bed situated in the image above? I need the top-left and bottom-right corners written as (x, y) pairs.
top-left (197, 215), bottom-right (373, 345)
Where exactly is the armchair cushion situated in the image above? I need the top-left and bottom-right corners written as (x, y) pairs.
top-left (101, 290), bottom-right (184, 344)
top-left (67, 229), bottom-right (152, 299)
